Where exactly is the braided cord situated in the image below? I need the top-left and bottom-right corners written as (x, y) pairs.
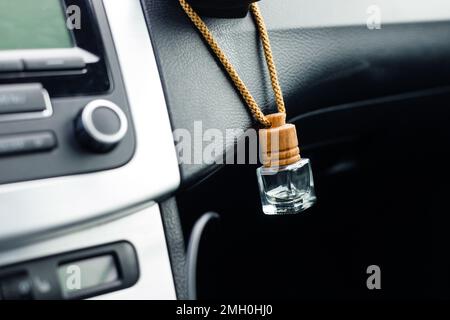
top-left (249, 4), bottom-right (286, 114)
top-left (178, 0), bottom-right (286, 127)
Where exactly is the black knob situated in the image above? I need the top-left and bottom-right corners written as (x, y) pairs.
top-left (75, 100), bottom-right (128, 153)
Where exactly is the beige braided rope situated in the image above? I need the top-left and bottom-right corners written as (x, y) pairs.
top-left (250, 4), bottom-right (286, 114)
top-left (179, 0), bottom-right (286, 127)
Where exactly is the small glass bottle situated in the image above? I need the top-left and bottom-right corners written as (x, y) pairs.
top-left (257, 113), bottom-right (316, 215)
top-left (257, 158), bottom-right (316, 215)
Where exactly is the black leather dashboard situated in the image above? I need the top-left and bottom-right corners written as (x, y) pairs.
top-left (141, 0), bottom-right (450, 185)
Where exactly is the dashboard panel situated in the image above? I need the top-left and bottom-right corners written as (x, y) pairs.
top-left (141, 0), bottom-right (450, 185)
top-left (0, 0), bottom-right (179, 300)
top-left (0, 0), bottom-right (179, 245)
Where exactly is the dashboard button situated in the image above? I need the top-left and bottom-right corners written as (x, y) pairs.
top-left (1, 274), bottom-right (33, 300)
top-left (0, 132), bottom-right (57, 157)
top-left (75, 100), bottom-right (128, 153)
top-left (0, 84), bottom-right (48, 115)
top-left (0, 59), bottom-right (24, 73)
top-left (24, 56), bottom-right (86, 71)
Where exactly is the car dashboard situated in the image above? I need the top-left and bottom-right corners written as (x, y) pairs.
top-left (1, 0), bottom-right (450, 301)
top-left (0, 0), bottom-right (178, 300)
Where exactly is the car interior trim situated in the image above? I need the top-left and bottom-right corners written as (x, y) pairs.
top-left (0, 0), bottom-right (180, 244)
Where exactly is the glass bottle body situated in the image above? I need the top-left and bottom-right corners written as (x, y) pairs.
top-left (257, 158), bottom-right (316, 215)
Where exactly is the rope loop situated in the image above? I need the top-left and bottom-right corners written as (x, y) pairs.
top-left (179, 0), bottom-right (286, 127)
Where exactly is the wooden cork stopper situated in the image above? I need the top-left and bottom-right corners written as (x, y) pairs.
top-left (259, 113), bottom-right (301, 167)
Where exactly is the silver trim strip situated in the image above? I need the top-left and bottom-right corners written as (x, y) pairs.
top-left (0, 48), bottom-right (99, 64)
top-left (0, 0), bottom-right (180, 243)
top-left (0, 204), bottom-right (177, 300)
top-left (262, 0), bottom-right (450, 30)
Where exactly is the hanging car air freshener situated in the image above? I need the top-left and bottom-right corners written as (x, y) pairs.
top-left (179, 0), bottom-right (316, 215)
top-left (257, 113), bottom-right (316, 215)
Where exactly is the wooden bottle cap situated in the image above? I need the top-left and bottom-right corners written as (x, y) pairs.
top-left (259, 113), bottom-right (301, 167)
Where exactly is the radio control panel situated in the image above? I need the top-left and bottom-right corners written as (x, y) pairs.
top-left (0, 0), bottom-right (136, 185)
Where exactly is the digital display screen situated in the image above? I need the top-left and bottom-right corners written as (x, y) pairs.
top-left (0, 0), bottom-right (73, 50)
top-left (58, 255), bottom-right (119, 297)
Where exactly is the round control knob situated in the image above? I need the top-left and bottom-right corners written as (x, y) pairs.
top-left (75, 100), bottom-right (128, 153)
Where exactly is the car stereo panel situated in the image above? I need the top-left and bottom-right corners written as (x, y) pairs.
top-left (0, 0), bottom-right (136, 185)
